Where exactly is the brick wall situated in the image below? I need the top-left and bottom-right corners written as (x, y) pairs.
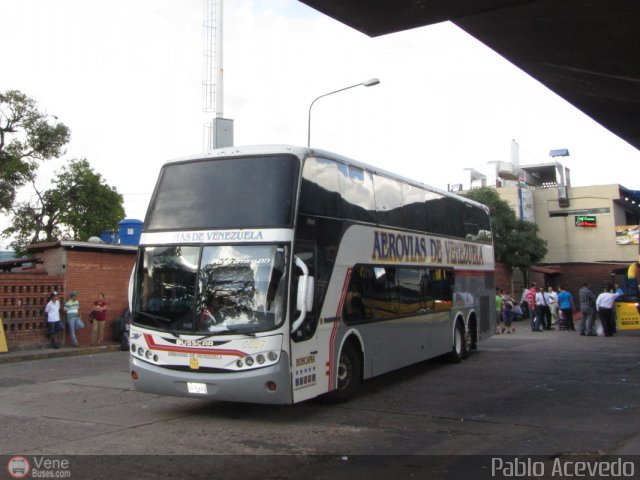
top-left (40, 248), bottom-right (66, 276)
top-left (495, 263), bottom-right (513, 295)
top-left (0, 275), bottom-right (65, 349)
top-left (64, 249), bottom-right (136, 346)
top-left (552, 263), bottom-right (625, 298)
top-left (1, 244), bottom-right (136, 350)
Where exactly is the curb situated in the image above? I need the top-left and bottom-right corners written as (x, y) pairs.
top-left (0, 344), bottom-right (124, 364)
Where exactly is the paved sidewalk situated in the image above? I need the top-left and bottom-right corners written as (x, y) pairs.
top-left (0, 343), bottom-right (124, 364)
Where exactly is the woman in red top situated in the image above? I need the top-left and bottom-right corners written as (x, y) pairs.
top-left (91, 293), bottom-right (108, 346)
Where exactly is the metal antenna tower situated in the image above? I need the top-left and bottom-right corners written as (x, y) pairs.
top-left (203, 0), bottom-right (233, 150)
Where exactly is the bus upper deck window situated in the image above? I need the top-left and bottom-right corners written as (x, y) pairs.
top-left (348, 166), bottom-right (365, 183)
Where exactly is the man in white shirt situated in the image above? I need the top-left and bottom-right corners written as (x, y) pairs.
top-left (545, 286), bottom-right (558, 326)
top-left (596, 284), bottom-right (619, 337)
top-left (45, 291), bottom-right (63, 349)
top-left (535, 287), bottom-right (551, 330)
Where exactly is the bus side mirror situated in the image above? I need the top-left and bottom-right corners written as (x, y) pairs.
top-left (291, 256), bottom-right (314, 334)
top-left (297, 276), bottom-right (314, 313)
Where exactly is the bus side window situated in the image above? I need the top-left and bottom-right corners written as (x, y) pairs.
top-left (344, 266), bottom-right (371, 323)
top-left (344, 265), bottom-right (398, 323)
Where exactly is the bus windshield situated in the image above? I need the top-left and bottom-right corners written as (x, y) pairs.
top-left (135, 244), bottom-right (288, 335)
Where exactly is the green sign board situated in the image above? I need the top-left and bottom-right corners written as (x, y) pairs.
top-left (575, 216), bottom-right (597, 227)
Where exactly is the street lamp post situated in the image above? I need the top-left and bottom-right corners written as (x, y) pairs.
top-left (307, 78), bottom-right (380, 147)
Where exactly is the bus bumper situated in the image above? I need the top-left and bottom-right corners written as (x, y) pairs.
top-left (130, 352), bottom-right (293, 404)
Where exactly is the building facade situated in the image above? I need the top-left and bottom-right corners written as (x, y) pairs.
top-left (458, 145), bottom-right (639, 297)
top-left (0, 241), bottom-right (136, 350)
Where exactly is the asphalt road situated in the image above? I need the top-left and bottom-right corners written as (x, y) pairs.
top-left (1, 327), bottom-right (639, 479)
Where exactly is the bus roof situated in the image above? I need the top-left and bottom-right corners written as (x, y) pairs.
top-left (164, 145), bottom-right (490, 214)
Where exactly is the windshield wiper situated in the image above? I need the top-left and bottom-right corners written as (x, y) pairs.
top-left (137, 311), bottom-right (182, 338)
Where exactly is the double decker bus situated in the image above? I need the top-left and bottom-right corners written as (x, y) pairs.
top-left (129, 145), bottom-right (496, 404)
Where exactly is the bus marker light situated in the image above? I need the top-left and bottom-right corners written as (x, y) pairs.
top-left (267, 381), bottom-right (277, 392)
top-left (131, 371), bottom-right (138, 380)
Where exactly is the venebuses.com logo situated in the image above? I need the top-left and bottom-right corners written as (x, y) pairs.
top-left (7, 456), bottom-right (30, 479)
top-left (7, 455), bottom-right (71, 478)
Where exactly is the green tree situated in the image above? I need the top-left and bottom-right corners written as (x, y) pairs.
top-left (3, 159), bottom-right (125, 255)
top-left (0, 90), bottom-right (70, 210)
top-left (463, 187), bottom-right (547, 269)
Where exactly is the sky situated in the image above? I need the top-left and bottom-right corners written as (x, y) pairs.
top-left (1, 0), bottom-right (639, 241)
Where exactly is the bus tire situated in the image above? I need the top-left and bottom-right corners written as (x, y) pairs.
top-left (449, 321), bottom-right (467, 364)
top-left (464, 318), bottom-right (477, 357)
top-left (323, 342), bottom-right (362, 404)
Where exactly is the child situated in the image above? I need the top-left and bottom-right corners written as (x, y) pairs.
top-left (502, 300), bottom-right (516, 334)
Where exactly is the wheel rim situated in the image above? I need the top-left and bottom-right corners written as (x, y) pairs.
top-left (337, 352), bottom-right (352, 389)
top-left (464, 326), bottom-right (472, 351)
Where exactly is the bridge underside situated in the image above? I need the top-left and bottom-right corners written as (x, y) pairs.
top-left (299, 0), bottom-right (640, 150)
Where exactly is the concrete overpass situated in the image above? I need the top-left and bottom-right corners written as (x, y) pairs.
top-left (299, 0), bottom-right (640, 151)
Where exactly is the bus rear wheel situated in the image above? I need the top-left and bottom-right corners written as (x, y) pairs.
top-left (449, 322), bottom-right (467, 363)
top-left (323, 342), bottom-right (361, 403)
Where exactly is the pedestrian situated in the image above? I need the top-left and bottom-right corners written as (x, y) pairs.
top-left (613, 283), bottom-right (623, 333)
top-left (45, 291), bottom-right (64, 349)
top-left (535, 286), bottom-right (552, 330)
top-left (596, 284), bottom-right (619, 337)
top-left (557, 285), bottom-right (575, 331)
top-left (546, 285), bottom-right (558, 326)
top-left (64, 291), bottom-right (82, 347)
top-left (502, 295), bottom-right (516, 334)
top-left (495, 288), bottom-right (502, 333)
top-left (517, 286), bottom-right (529, 321)
top-left (526, 282), bottom-right (540, 331)
top-left (91, 292), bottom-right (108, 346)
top-left (578, 282), bottom-right (597, 336)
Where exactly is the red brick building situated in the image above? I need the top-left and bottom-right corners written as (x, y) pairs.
top-left (0, 240), bottom-right (136, 350)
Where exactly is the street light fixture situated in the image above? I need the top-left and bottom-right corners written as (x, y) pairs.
top-left (307, 78), bottom-right (380, 147)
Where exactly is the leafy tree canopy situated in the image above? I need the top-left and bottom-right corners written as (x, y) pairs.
top-left (0, 90), bottom-right (70, 210)
top-left (463, 187), bottom-right (547, 269)
top-left (3, 159), bottom-right (125, 256)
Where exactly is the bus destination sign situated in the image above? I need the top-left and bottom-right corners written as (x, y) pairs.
top-left (575, 216), bottom-right (597, 228)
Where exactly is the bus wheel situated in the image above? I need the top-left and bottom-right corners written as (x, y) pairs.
top-left (468, 320), bottom-right (478, 351)
top-left (323, 342), bottom-right (361, 403)
top-left (464, 320), bottom-right (476, 357)
top-left (449, 322), bottom-right (467, 363)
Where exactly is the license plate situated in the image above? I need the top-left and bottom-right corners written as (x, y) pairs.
top-left (187, 382), bottom-right (208, 395)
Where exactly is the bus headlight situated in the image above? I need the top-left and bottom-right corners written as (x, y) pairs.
top-left (132, 344), bottom-right (158, 363)
top-left (234, 351), bottom-right (280, 369)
